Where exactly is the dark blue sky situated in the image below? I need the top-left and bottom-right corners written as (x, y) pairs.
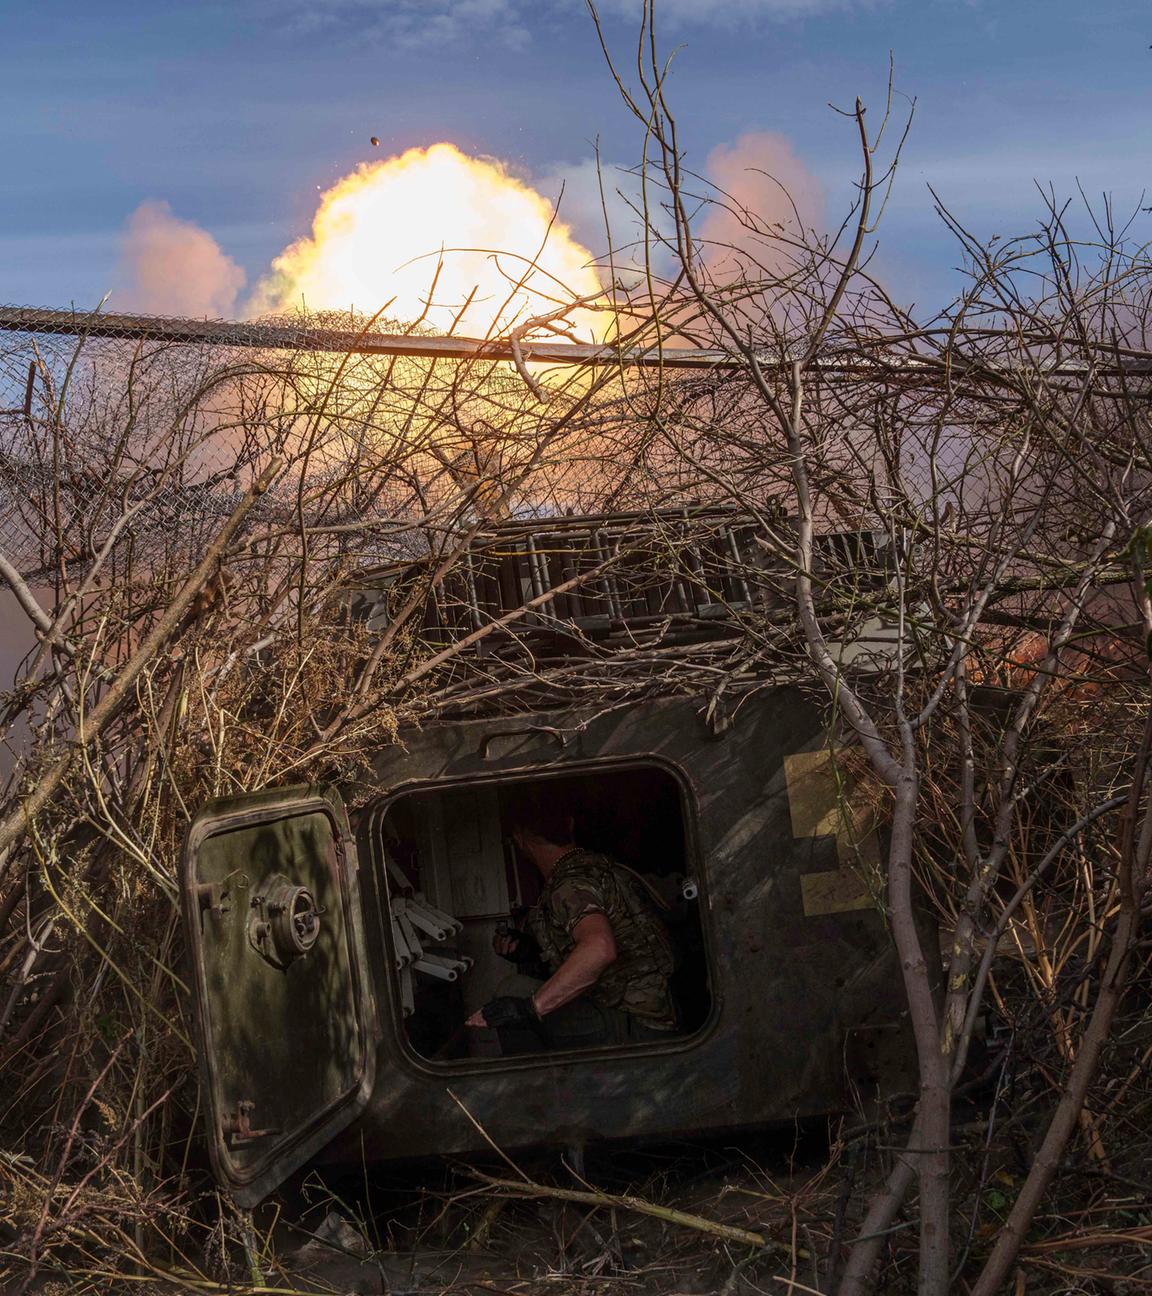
top-left (2, 0), bottom-right (1149, 317)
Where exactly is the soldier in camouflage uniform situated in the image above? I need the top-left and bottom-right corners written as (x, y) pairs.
top-left (465, 794), bottom-right (678, 1050)
top-left (529, 848), bottom-right (677, 1033)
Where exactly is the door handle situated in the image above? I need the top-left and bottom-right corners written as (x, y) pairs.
top-left (478, 725), bottom-right (569, 761)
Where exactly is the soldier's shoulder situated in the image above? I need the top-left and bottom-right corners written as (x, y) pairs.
top-left (552, 848), bottom-right (615, 888)
top-left (560, 847), bottom-right (614, 873)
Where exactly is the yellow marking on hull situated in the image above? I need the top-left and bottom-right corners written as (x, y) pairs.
top-left (784, 749), bottom-right (882, 917)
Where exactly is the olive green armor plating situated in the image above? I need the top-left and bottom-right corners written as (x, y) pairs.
top-left (182, 690), bottom-right (915, 1206)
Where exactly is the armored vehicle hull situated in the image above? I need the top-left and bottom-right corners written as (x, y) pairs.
top-left (183, 689), bottom-right (913, 1206)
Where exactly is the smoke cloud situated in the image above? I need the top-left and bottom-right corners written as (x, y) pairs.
top-left (116, 201), bottom-right (245, 318)
top-left (532, 157), bottom-right (652, 276)
top-left (699, 131), bottom-right (824, 276)
top-left (531, 133), bottom-right (825, 302)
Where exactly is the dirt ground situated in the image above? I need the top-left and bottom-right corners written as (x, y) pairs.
top-left (181, 1129), bottom-right (840, 1296)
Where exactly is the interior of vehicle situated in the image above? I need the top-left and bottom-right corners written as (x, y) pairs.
top-left (368, 765), bottom-right (713, 1061)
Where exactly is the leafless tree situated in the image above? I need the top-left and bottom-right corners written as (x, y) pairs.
top-left (589, 5), bottom-right (1152, 1293)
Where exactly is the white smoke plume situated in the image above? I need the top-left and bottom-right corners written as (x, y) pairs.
top-left (116, 201), bottom-right (246, 318)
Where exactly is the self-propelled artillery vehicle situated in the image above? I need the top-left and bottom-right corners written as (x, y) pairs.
top-left (180, 507), bottom-right (915, 1205)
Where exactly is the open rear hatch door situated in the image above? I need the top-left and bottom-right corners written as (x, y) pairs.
top-left (182, 786), bottom-right (376, 1206)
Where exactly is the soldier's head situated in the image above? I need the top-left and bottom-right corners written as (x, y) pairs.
top-left (506, 787), bottom-right (576, 871)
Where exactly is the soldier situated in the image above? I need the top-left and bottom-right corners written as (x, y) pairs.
top-left (464, 791), bottom-right (678, 1050)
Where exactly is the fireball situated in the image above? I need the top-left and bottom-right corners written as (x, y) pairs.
top-left (249, 143), bottom-right (603, 340)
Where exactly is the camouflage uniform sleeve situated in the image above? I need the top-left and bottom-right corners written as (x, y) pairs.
top-left (547, 874), bottom-right (610, 936)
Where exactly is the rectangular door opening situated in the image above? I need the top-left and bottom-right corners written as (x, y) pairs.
top-left (369, 765), bottom-right (712, 1063)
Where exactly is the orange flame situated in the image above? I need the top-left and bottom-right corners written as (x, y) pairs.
top-left (250, 142), bottom-right (603, 340)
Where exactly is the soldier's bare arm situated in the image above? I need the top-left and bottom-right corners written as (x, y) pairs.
top-left (464, 915), bottom-right (617, 1028)
top-left (530, 913), bottom-right (617, 1017)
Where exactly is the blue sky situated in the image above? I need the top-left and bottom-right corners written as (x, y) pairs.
top-left (2, 0), bottom-right (1149, 319)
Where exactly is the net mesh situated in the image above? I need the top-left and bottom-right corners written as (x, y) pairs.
top-left (0, 310), bottom-right (586, 580)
